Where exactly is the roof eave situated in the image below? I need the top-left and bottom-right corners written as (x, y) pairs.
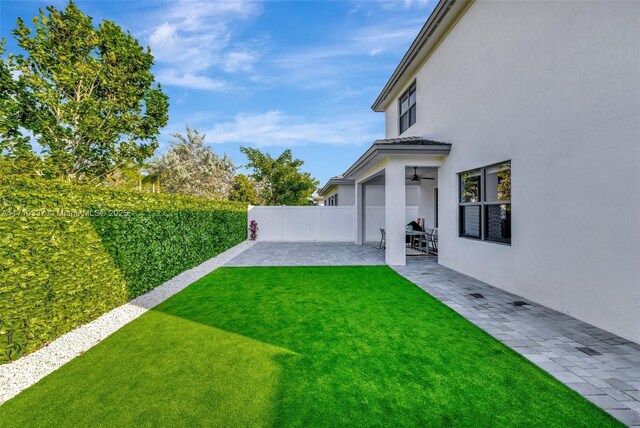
top-left (343, 143), bottom-right (451, 179)
top-left (317, 178), bottom-right (355, 196)
top-left (371, 0), bottom-right (463, 112)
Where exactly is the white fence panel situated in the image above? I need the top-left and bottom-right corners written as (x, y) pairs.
top-left (320, 207), bottom-right (354, 241)
top-left (248, 205), bottom-right (418, 242)
top-left (248, 206), bottom-right (354, 242)
top-left (282, 207), bottom-right (320, 241)
top-left (248, 206), bottom-right (284, 241)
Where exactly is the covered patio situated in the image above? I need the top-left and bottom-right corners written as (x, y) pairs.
top-left (343, 136), bottom-right (451, 266)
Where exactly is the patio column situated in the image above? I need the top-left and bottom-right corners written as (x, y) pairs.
top-left (355, 182), bottom-right (365, 245)
top-left (385, 161), bottom-right (406, 265)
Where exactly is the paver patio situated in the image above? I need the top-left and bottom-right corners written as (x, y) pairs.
top-left (225, 241), bottom-right (386, 266)
top-left (225, 242), bottom-right (640, 426)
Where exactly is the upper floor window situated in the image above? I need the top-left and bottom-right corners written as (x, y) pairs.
top-left (399, 82), bottom-right (416, 134)
top-left (459, 161), bottom-right (511, 244)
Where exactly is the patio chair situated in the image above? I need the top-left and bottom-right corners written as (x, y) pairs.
top-left (377, 228), bottom-right (386, 250)
top-left (415, 229), bottom-right (431, 253)
top-left (428, 228), bottom-right (438, 254)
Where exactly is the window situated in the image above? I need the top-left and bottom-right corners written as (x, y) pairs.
top-left (399, 82), bottom-right (416, 134)
top-left (458, 161), bottom-right (511, 244)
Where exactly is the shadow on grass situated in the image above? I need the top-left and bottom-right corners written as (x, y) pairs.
top-left (1, 266), bottom-right (623, 427)
top-left (0, 310), bottom-right (298, 428)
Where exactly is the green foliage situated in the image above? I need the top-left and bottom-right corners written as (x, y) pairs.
top-left (103, 160), bottom-right (154, 191)
top-left (498, 162), bottom-right (511, 201)
top-left (4, 1), bottom-right (168, 180)
top-left (240, 146), bottom-right (319, 206)
top-left (0, 39), bottom-right (27, 156)
top-left (460, 170), bottom-right (481, 203)
top-left (228, 173), bottom-right (260, 205)
top-left (150, 126), bottom-right (236, 199)
top-left (0, 176), bottom-right (246, 363)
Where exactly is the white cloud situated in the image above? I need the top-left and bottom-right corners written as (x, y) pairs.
top-left (158, 1), bottom-right (261, 32)
top-left (402, 0), bottom-right (432, 9)
top-left (204, 111), bottom-right (379, 147)
top-left (223, 51), bottom-right (260, 73)
top-left (269, 18), bottom-right (425, 89)
top-left (358, 0), bottom-right (433, 11)
top-left (148, 22), bottom-right (176, 46)
top-left (141, 0), bottom-right (264, 90)
top-left (349, 21), bottom-right (427, 55)
top-left (155, 70), bottom-right (226, 91)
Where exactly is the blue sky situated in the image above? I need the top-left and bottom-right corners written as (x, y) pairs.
top-left (0, 0), bottom-right (435, 185)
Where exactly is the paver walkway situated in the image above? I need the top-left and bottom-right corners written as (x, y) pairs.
top-left (225, 241), bottom-right (386, 266)
top-left (225, 242), bottom-right (640, 426)
top-left (396, 259), bottom-right (640, 427)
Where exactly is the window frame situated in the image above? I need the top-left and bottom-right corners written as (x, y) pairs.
top-left (398, 81), bottom-right (417, 134)
top-left (458, 161), bottom-right (511, 245)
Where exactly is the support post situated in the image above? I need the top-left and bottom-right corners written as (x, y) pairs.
top-left (355, 182), bottom-right (365, 244)
top-left (385, 162), bottom-right (406, 265)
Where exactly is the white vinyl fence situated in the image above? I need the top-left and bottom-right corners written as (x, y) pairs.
top-left (248, 206), bottom-right (354, 241)
top-left (248, 205), bottom-right (420, 242)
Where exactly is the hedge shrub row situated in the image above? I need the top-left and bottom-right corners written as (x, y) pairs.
top-left (0, 176), bottom-right (247, 363)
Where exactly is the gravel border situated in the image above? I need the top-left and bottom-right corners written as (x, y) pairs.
top-left (0, 240), bottom-right (255, 404)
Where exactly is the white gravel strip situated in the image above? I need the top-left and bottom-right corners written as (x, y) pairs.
top-left (0, 240), bottom-right (254, 405)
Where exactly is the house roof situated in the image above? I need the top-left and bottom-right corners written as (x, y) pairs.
top-left (371, 0), bottom-right (466, 112)
top-left (372, 136), bottom-right (451, 146)
top-left (317, 176), bottom-right (355, 197)
top-left (342, 136), bottom-right (451, 179)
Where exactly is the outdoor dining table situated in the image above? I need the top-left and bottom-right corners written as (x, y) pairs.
top-left (405, 230), bottom-right (426, 251)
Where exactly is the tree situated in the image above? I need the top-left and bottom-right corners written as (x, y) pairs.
top-left (228, 174), bottom-right (260, 205)
top-left (104, 160), bottom-right (150, 191)
top-left (497, 163), bottom-right (511, 201)
top-left (150, 126), bottom-right (236, 199)
top-left (240, 146), bottom-right (319, 206)
top-left (0, 40), bottom-right (24, 155)
top-left (0, 39), bottom-right (42, 176)
top-left (5, 1), bottom-right (169, 180)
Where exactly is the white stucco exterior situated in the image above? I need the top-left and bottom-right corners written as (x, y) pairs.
top-left (377, 1), bottom-right (640, 342)
top-left (321, 184), bottom-right (356, 206)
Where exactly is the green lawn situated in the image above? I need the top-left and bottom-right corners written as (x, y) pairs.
top-left (1, 266), bottom-right (620, 427)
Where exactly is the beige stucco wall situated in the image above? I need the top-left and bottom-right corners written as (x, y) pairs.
top-left (384, 1), bottom-right (640, 342)
top-left (323, 184), bottom-right (356, 206)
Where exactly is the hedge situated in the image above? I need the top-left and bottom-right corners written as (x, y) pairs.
top-left (0, 176), bottom-right (247, 363)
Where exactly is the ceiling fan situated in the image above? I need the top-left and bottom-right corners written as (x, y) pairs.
top-left (407, 167), bottom-right (435, 182)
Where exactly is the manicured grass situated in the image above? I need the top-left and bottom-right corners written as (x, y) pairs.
top-left (1, 266), bottom-right (621, 427)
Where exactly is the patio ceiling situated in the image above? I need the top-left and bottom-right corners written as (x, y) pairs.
top-left (360, 166), bottom-right (437, 185)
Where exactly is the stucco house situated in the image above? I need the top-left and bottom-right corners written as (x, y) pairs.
top-left (316, 0), bottom-right (640, 343)
top-left (318, 176), bottom-right (354, 207)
